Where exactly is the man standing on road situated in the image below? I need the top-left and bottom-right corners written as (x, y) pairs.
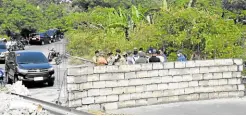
top-left (149, 49), bottom-right (161, 63)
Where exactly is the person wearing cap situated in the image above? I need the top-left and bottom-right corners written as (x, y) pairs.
top-left (135, 52), bottom-right (148, 64)
top-left (177, 51), bottom-right (187, 62)
top-left (149, 49), bottom-right (161, 63)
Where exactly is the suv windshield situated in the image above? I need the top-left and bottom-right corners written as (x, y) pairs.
top-left (0, 44), bottom-right (6, 49)
top-left (16, 52), bottom-right (48, 64)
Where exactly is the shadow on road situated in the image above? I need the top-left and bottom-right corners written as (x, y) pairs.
top-left (24, 82), bottom-right (52, 89)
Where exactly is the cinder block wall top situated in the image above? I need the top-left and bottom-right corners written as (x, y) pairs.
top-left (66, 59), bottom-right (245, 111)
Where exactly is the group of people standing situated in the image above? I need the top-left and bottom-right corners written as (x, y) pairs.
top-left (92, 47), bottom-right (200, 66)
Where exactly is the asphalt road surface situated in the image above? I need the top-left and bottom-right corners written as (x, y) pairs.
top-left (107, 97), bottom-right (246, 115)
top-left (0, 39), bottom-right (68, 103)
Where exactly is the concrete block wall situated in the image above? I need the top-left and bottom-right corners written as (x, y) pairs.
top-left (66, 59), bottom-right (245, 111)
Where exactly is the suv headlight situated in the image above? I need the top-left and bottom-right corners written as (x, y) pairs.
top-left (18, 68), bottom-right (28, 74)
top-left (48, 67), bottom-right (54, 71)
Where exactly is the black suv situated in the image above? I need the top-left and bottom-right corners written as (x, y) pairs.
top-left (5, 51), bottom-right (55, 86)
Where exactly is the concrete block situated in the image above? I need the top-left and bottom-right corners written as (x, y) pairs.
top-left (141, 63), bottom-right (153, 70)
top-left (158, 83), bottom-right (168, 90)
top-left (173, 89), bottom-right (185, 95)
top-left (179, 69), bottom-right (191, 75)
top-left (168, 83), bottom-right (179, 89)
top-left (112, 87), bottom-right (124, 95)
top-left (228, 78), bottom-right (241, 85)
top-left (172, 76), bottom-right (183, 82)
top-left (195, 86), bottom-right (213, 93)
top-left (162, 76), bottom-right (173, 83)
top-left (168, 96), bottom-right (179, 102)
top-left (179, 82), bottom-right (189, 88)
top-left (128, 79), bottom-right (142, 86)
top-left (200, 67), bottom-right (209, 73)
top-left (100, 73), bottom-right (112, 81)
top-left (153, 63), bottom-right (164, 69)
top-left (228, 91), bottom-right (245, 97)
top-left (218, 92), bottom-right (228, 98)
top-left (218, 79), bottom-right (227, 85)
top-left (107, 95), bottom-right (119, 102)
top-left (118, 80), bottom-right (129, 86)
top-left (189, 81), bottom-right (198, 87)
top-left (112, 73), bottom-right (125, 80)
top-left (69, 99), bottom-right (82, 107)
top-left (125, 72), bottom-right (136, 79)
top-left (105, 81), bottom-right (118, 88)
top-left (94, 66), bottom-right (107, 74)
top-left (233, 59), bottom-right (243, 65)
top-left (102, 102), bottom-right (118, 111)
top-left (106, 65), bottom-right (119, 73)
top-left (136, 71), bottom-right (148, 78)
top-left (168, 69), bottom-right (181, 76)
top-left (141, 92), bottom-right (153, 98)
top-left (76, 106), bottom-right (88, 111)
top-left (119, 65), bottom-right (131, 72)
top-left (208, 80), bottom-right (219, 86)
top-left (87, 74), bottom-right (100, 82)
top-left (82, 97), bottom-right (95, 104)
top-left (228, 65), bottom-right (238, 72)
top-left (136, 85), bottom-right (146, 93)
top-left (130, 65), bottom-right (142, 71)
top-left (199, 80), bottom-right (209, 86)
top-left (158, 70), bottom-right (169, 76)
top-left (135, 99), bottom-right (147, 106)
top-left (192, 74), bottom-right (203, 81)
top-left (147, 98), bottom-right (158, 105)
top-left (88, 89), bottom-right (100, 97)
top-left (185, 61), bottom-right (196, 68)
top-left (67, 67), bottom-right (81, 76)
top-left (147, 70), bottom-right (159, 77)
top-left (209, 93), bottom-right (219, 99)
top-left (152, 91), bottom-right (164, 97)
top-left (175, 62), bottom-right (186, 68)
top-left (68, 93), bottom-right (75, 101)
top-left (124, 86), bottom-right (136, 93)
top-left (232, 72), bottom-right (241, 78)
top-left (100, 88), bottom-right (112, 96)
top-left (185, 87), bottom-right (195, 94)
top-left (130, 93), bottom-right (142, 100)
top-left (143, 78), bottom-right (152, 85)
top-left (147, 84), bottom-right (158, 91)
top-left (179, 94), bottom-right (199, 101)
top-left (93, 81), bottom-right (106, 88)
top-left (208, 67), bottom-right (220, 73)
top-left (199, 93), bottom-right (209, 100)
top-left (203, 73), bottom-right (213, 80)
top-left (157, 97), bottom-right (169, 103)
top-left (119, 94), bottom-right (131, 101)
top-left (95, 96), bottom-right (107, 103)
top-left (213, 73), bottom-right (223, 79)
top-left (196, 60), bottom-right (215, 67)
top-left (74, 91), bottom-right (87, 99)
top-left (67, 84), bottom-right (79, 91)
top-left (151, 77), bottom-right (162, 84)
top-left (223, 72), bottom-right (232, 78)
top-left (67, 76), bottom-right (87, 84)
top-left (80, 82), bottom-right (93, 90)
top-left (182, 75), bottom-right (192, 81)
top-left (214, 59), bottom-right (233, 66)
top-left (189, 68), bottom-right (200, 74)
top-left (223, 85), bottom-right (238, 91)
top-left (164, 62), bottom-right (174, 69)
top-left (238, 65), bottom-right (243, 71)
top-left (219, 66), bottom-right (229, 72)
top-left (238, 84), bottom-right (245, 91)
top-left (88, 104), bottom-right (101, 111)
top-left (118, 100), bottom-right (135, 108)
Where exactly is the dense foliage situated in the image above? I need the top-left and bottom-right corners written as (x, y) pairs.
top-left (1, 0), bottom-right (246, 61)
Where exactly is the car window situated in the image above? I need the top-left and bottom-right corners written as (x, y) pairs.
top-left (16, 52), bottom-right (48, 64)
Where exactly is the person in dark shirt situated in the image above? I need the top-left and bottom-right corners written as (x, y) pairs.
top-left (149, 49), bottom-right (161, 63)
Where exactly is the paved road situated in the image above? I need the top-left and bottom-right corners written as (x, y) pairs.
top-left (0, 40), bottom-right (68, 103)
top-left (107, 97), bottom-right (246, 115)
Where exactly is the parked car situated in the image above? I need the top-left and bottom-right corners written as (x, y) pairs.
top-left (29, 33), bottom-right (52, 45)
top-left (0, 43), bottom-right (8, 61)
top-left (45, 29), bottom-right (60, 42)
top-left (5, 51), bottom-right (55, 86)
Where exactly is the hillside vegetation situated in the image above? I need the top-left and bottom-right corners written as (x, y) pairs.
top-left (1, 0), bottom-right (246, 61)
